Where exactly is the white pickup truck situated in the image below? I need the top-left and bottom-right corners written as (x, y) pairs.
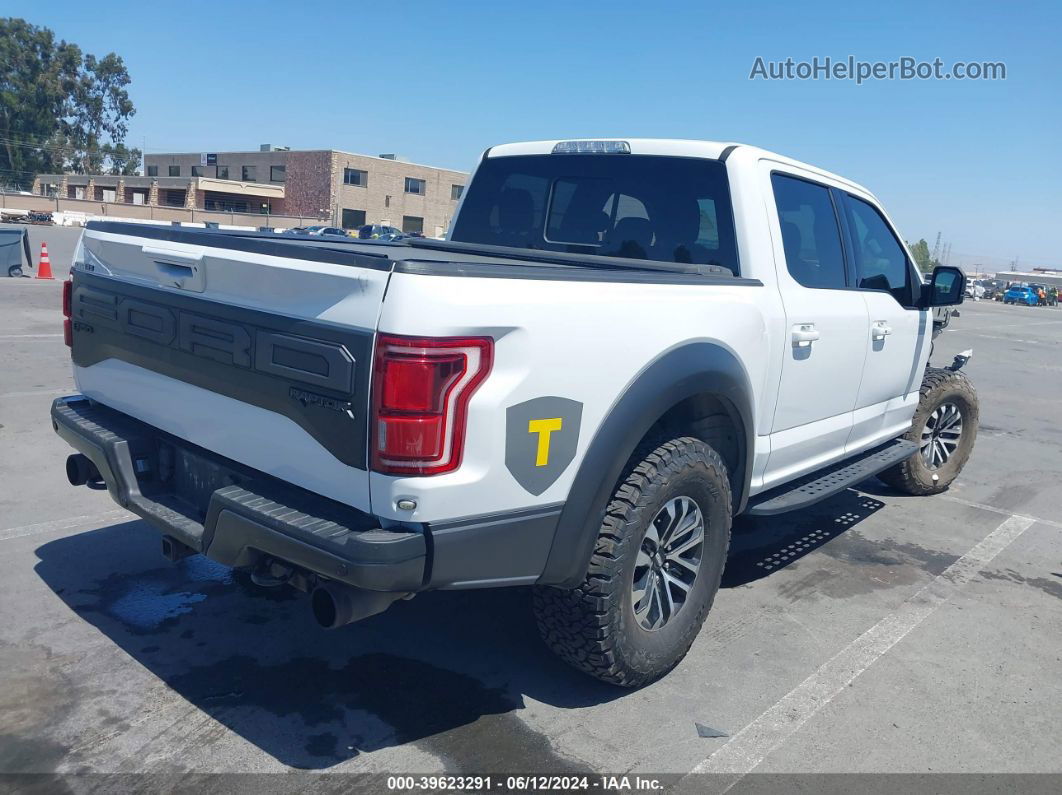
top-left (53, 138), bottom-right (976, 686)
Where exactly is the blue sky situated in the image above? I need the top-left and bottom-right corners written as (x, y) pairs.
top-left (11, 0), bottom-right (1061, 267)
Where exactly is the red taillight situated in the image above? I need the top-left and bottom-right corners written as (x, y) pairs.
top-left (62, 279), bottom-right (72, 347)
top-left (371, 334), bottom-right (493, 475)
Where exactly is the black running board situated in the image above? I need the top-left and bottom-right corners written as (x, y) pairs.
top-left (746, 439), bottom-right (917, 517)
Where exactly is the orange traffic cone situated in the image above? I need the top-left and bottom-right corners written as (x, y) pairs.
top-left (36, 241), bottom-right (54, 280)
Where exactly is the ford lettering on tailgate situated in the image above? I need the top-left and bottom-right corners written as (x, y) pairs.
top-left (69, 271), bottom-right (372, 468)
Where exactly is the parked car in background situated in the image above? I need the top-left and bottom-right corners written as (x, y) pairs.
top-left (1003, 285), bottom-right (1040, 306)
top-left (356, 224), bottom-right (404, 241)
top-left (965, 280), bottom-right (986, 300)
top-left (287, 225), bottom-right (350, 237)
top-left (980, 279), bottom-right (1005, 301)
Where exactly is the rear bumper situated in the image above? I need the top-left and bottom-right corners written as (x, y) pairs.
top-left (51, 395), bottom-right (425, 592)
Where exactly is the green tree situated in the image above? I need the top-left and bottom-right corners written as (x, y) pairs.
top-left (99, 142), bottom-right (142, 175)
top-left (0, 18), bottom-right (136, 184)
top-left (907, 238), bottom-right (934, 273)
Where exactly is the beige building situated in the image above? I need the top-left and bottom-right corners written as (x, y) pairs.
top-left (144, 145), bottom-right (470, 235)
top-left (33, 145), bottom-right (469, 235)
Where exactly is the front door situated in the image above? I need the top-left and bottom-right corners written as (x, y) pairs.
top-left (840, 192), bottom-right (929, 452)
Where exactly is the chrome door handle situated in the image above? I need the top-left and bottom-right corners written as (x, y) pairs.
top-left (871, 321), bottom-right (893, 341)
top-left (791, 323), bottom-right (821, 347)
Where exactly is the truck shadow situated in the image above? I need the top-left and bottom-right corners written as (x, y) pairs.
top-left (722, 486), bottom-right (887, 588)
top-left (33, 522), bottom-right (611, 772)
top-left (32, 486), bottom-right (885, 770)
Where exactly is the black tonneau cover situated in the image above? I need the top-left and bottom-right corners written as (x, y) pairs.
top-left (84, 221), bottom-right (754, 284)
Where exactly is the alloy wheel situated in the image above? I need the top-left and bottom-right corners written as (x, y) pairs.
top-left (920, 401), bottom-right (963, 470)
top-left (631, 496), bottom-right (704, 631)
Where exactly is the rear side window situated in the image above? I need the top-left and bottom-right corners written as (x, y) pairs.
top-left (771, 173), bottom-right (846, 289)
top-left (843, 194), bottom-right (914, 305)
top-left (451, 155), bottom-right (739, 273)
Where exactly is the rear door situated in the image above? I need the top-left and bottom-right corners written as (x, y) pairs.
top-left (839, 192), bottom-right (929, 452)
top-left (761, 166), bottom-right (870, 489)
top-left (71, 223), bottom-right (391, 511)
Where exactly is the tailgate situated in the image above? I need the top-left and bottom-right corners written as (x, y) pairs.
top-left (69, 223), bottom-right (391, 512)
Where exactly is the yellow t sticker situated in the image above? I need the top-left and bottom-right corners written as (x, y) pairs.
top-left (528, 417), bottom-right (563, 467)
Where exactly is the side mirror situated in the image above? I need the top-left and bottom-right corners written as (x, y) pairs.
top-left (921, 266), bottom-right (966, 308)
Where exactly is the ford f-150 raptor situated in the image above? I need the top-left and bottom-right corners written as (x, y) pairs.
top-left (52, 138), bottom-right (976, 686)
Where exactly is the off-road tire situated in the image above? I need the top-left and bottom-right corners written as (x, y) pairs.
top-left (533, 437), bottom-right (731, 687)
top-left (878, 367), bottom-right (978, 495)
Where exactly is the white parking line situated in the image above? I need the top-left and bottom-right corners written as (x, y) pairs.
top-left (686, 513), bottom-right (1036, 789)
top-left (0, 509), bottom-right (132, 542)
top-left (939, 493), bottom-right (1062, 530)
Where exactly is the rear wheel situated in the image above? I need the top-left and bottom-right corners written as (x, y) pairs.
top-left (878, 368), bottom-right (978, 495)
top-left (533, 437), bottom-right (731, 687)
top-left (7, 265), bottom-right (22, 278)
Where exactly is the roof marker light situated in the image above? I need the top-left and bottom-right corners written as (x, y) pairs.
top-left (551, 140), bottom-right (631, 154)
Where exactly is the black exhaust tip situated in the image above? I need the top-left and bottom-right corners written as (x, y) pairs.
top-left (311, 582), bottom-right (406, 629)
top-left (65, 454), bottom-right (100, 487)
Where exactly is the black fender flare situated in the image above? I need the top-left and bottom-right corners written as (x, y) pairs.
top-left (537, 341), bottom-right (754, 588)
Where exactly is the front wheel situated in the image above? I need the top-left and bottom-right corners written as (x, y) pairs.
top-left (533, 437), bottom-right (731, 687)
top-left (878, 368), bottom-right (978, 495)
top-left (7, 265), bottom-right (22, 278)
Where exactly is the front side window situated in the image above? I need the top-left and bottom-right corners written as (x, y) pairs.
top-left (771, 173), bottom-right (846, 289)
top-left (844, 194), bottom-right (914, 305)
top-left (451, 154), bottom-right (739, 272)
top-left (404, 177), bottom-right (426, 195)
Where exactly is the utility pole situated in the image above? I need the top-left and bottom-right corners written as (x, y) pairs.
top-left (931, 232), bottom-right (942, 264)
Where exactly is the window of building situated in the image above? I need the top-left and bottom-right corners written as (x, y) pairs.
top-left (843, 194), bottom-right (914, 304)
top-left (205, 195), bottom-right (248, 213)
top-left (191, 166), bottom-right (204, 177)
top-left (404, 177), bottom-right (426, 195)
top-left (217, 165), bottom-right (229, 180)
top-left (343, 168), bottom-right (367, 187)
top-left (270, 165), bottom-right (286, 182)
top-left (168, 165), bottom-right (181, 177)
top-left (242, 166), bottom-right (256, 182)
top-left (146, 165), bottom-right (158, 177)
top-left (451, 184), bottom-right (464, 201)
top-left (341, 208), bottom-right (367, 229)
top-left (163, 189), bottom-right (186, 207)
top-left (402, 215), bottom-right (424, 234)
top-left (770, 173), bottom-right (846, 289)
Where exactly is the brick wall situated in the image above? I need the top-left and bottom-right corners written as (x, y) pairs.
top-left (283, 151), bottom-right (334, 217)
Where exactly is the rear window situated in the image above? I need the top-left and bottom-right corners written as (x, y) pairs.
top-left (450, 154), bottom-right (739, 273)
